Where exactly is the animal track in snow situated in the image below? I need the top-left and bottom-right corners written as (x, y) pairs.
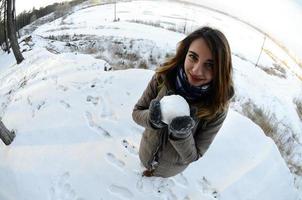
top-left (105, 152), bottom-right (125, 169)
top-left (84, 111), bottom-right (111, 137)
top-left (121, 139), bottom-right (138, 156)
top-left (108, 184), bottom-right (134, 199)
top-left (50, 172), bottom-right (83, 200)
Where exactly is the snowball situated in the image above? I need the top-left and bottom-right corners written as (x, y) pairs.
top-left (160, 95), bottom-right (190, 124)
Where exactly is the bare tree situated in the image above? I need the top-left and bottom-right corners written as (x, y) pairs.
top-left (0, 0), bottom-right (10, 53)
top-left (6, 0), bottom-right (24, 63)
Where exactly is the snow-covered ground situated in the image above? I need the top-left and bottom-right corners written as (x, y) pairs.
top-left (0, 48), bottom-right (299, 200)
top-left (1, 0), bottom-right (302, 199)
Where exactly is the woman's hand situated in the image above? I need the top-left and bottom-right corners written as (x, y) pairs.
top-left (169, 116), bottom-right (195, 139)
top-left (149, 99), bottom-right (167, 129)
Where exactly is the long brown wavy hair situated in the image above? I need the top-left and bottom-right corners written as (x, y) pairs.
top-left (156, 26), bottom-right (233, 120)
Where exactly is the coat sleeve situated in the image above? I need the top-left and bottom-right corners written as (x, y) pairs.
top-left (132, 74), bottom-right (159, 130)
top-left (169, 109), bottom-right (228, 164)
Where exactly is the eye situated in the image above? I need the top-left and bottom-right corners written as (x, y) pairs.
top-left (204, 62), bottom-right (214, 69)
top-left (188, 54), bottom-right (197, 61)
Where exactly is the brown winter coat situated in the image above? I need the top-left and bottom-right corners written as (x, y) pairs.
top-left (132, 72), bottom-right (229, 177)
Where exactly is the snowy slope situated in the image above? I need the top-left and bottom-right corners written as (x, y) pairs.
top-left (0, 48), bottom-right (299, 200)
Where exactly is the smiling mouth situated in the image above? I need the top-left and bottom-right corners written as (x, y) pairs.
top-left (189, 73), bottom-right (203, 82)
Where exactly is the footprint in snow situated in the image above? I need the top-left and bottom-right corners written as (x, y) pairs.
top-left (136, 174), bottom-right (175, 195)
top-left (103, 76), bottom-right (114, 85)
top-left (50, 172), bottom-right (83, 200)
top-left (198, 176), bottom-right (219, 199)
top-left (183, 196), bottom-right (191, 200)
top-left (70, 81), bottom-right (87, 90)
top-left (60, 100), bottom-right (71, 109)
top-left (50, 75), bottom-right (58, 85)
top-left (155, 178), bottom-right (176, 194)
top-left (121, 139), bottom-right (138, 156)
top-left (27, 96), bottom-right (46, 117)
top-left (99, 93), bottom-right (116, 119)
top-left (0, 89), bottom-right (14, 116)
top-left (173, 173), bottom-right (189, 188)
top-left (13, 95), bottom-right (22, 102)
top-left (135, 176), bottom-right (154, 194)
top-left (166, 189), bottom-right (178, 200)
top-left (57, 84), bottom-right (69, 92)
top-left (108, 184), bottom-right (134, 199)
top-left (37, 101), bottom-right (46, 110)
top-left (18, 76), bottom-right (28, 89)
top-left (86, 95), bottom-right (99, 106)
top-left (105, 152), bottom-right (125, 170)
top-left (84, 111), bottom-right (111, 137)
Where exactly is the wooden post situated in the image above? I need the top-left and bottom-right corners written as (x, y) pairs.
top-left (255, 34), bottom-right (266, 67)
top-left (114, 0), bottom-right (117, 22)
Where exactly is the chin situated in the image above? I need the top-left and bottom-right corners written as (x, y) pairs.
top-left (189, 81), bottom-right (202, 87)
top-left (190, 80), bottom-right (209, 87)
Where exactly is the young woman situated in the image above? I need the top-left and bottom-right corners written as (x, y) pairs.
top-left (132, 26), bottom-right (234, 178)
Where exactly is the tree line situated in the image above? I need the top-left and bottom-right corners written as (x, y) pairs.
top-left (0, 0), bottom-right (87, 52)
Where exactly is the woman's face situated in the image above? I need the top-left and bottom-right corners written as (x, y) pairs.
top-left (184, 38), bottom-right (214, 87)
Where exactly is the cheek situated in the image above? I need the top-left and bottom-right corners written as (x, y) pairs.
top-left (184, 58), bottom-right (191, 71)
top-left (207, 71), bottom-right (214, 81)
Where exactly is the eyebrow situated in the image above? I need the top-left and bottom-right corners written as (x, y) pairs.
top-left (188, 51), bottom-right (199, 58)
top-left (188, 51), bottom-right (213, 62)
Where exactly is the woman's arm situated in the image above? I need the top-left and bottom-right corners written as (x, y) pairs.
top-left (169, 110), bottom-right (228, 164)
top-left (132, 74), bottom-right (159, 129)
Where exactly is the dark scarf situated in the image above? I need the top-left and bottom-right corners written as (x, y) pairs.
top-left (175, 65), bottom-right (212, 103)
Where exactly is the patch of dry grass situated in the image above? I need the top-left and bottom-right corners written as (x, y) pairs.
top-left (241, 101), bottom-right (278, 137)
top-left (127, 19), bottom-right (162, 28)
top-left (261, 63), bottom-right (286, 79)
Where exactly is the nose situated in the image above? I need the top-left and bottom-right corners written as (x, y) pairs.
top-left (191, 62), bottom-right (203, 76)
